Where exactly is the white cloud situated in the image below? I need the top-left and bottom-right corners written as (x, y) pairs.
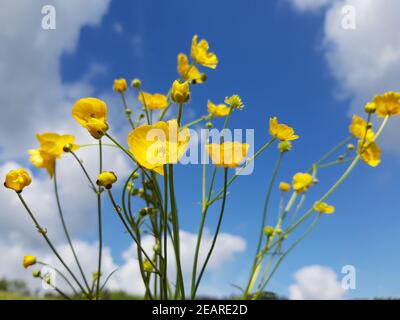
top-left (116, 230), bottom-right (246, 296)
top-left (289, 265), bottom-right (346, 300)
top-left (288, 0), bottom-right (400, 156)
top-left (0, 0), bottom-right (111, 160)
top-left (287, 0), bottom-right (331, 12)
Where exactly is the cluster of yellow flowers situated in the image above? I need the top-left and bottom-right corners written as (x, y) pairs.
top-left (3, 33), bottom-right (400, 300)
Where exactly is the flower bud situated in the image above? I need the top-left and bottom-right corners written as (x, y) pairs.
top-left (131, 78), bottom-right (141, 89)
top-left (278, 141), bottom-right (292, 153)
top-left (206, 122), bottom-right (213, 128)
top-left (63, 143), bottom-right (73, 153)
top-left (153, 241), bottom-right (161, 254)
top-left (96, 171), bottom-right (117, 189)
top-left (143, 259), bottom-right (153, 273)
top-left (32, 270), bottom-right (41, 278)
top-left (171, 80), bottom-right (190, 104)
top-left (364, 102), bottom-right (376, 114)
top-left (113, 78), bottom-right (128, 93)
top-left (23, 255), bottom-right (36, 269)
top-left (347, 144), bottom-right (355, 151)
top-left (279, 182), bottom-right (291, 193)
top-left (125, 108), bottom-right (132, 115)
top-left (132, 172), bottom-right (140, 179)
top-left (263, 226), bottom-right (274, 237)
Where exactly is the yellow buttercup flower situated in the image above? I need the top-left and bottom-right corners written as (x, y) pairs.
top-left (292, 172), bottom-right (314, 193)
top-left (23, 256), bottom-right (37, 269)
top-left (349, 115), bottom-right (374, 141)
top-left (29, 149), bottom-right (55, 177)
top-left (72, 97), bottom-right (109, 139)
top-left (36, 133), bottom-right (79, 158)
top-left (314, 202), bottom-right (335, 214)
top-left (224, 95), bottom-right (244, 109)
top-left (191, 35), bottom-right (218, 69)
top-left (373, 91), bottom-right (400, 117)
top-left (279, 182), bottom-right (291, 193)
top-left (138, 92), bottom-right (168, 110)
top-left (113, 78), bottom-right (128, 93)
top-left (206, 142), bottom-right (249, 168)
top-left (358, 140), bottom-right (381, 167)
top-left (177, 53), bottom-right (205, 84)
top-left (269, 117), bottom-right (299, 141)
top-left (4, 169), bottom-right (32, 193)
top-left (207, 100), bottom-right (231, 117)
top-left (127, 119), bottom-right (190, 175)
top-left (96, 171), bottom-right (118, 189)
top-left (171, 80), bottom-right (190, 104)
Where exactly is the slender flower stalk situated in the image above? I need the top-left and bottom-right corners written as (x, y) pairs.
top-left (37, 261), bottom-right (79, 296)
top-left (244, 153), bottom-right (284, 298)
top-left (53, 163), bottom-right (90, 293)
top-left (192, 168), bottom-right (228, 298)
top-left (16, 194), bottom-right (89, 297)
top-left (95, 139), bottom-right (103, 300)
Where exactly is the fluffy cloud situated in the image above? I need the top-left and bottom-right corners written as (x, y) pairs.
top-left (287, 0), bottom-right (400, 155)
top-left (113, 230), bottom-right (246, 296)
top-left (0, 0), bottom-right (111, 160)
top-left (0, 230), bottom-right (246, 297)
top-left (289, 265), bottom-right (346, 300)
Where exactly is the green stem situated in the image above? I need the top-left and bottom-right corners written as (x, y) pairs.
top-left (244, 153), bottom-right (284, 297)
top-left (183, 115), bottom-right (211, 129)
top-left (255, 214), bottom-right (321, 298)
top-left (168, 164), bottom-right (185, 299)
top-left (121, 92), bottom-right (135, 129)
top-left (315, 136), bottom-right (352, 166)
top-left (37, 261), bottom-right (78, 296)
top-left (107, 189), bottom-right (154, 299)
top-left (95, 139), bottom-right (103, 300)
top-left (69, 151), bottom-right (97, 192)
top-left (177, 103), bottom-right (183, 126)
top-left (162, 164), bottom-right (169, 299)
top-left (191, 130), bottom-right (210, 298)
top-left (39, 275), bottom-right (71, 300)
top-left (192, 168), bottom-right (228, 299)
top-left (17, 194), bottom-right (88, 297)
top-left (53, 164), bottom-right (90, 293)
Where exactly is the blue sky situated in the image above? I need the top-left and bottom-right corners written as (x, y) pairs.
top-left (1, 0), bottom-right (400, 299)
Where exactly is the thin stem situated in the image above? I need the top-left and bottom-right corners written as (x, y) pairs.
top-left (107, 189), bottom-right (154, 299)
top-left (192, 168), bottom-right (228, 298)
top-left (315, 136), bottom-right (352, 166)
top-left (53, 163), bottom-right (90, 293)
top-left (177, 103), bottom-right (183, 127)
top-left (39, 275), bottom-right (71, 300)
top-left (168, 164), bottom-right (185, 299)
top-left (256, 214), bottom-right (321, 296)
top-left (17, 194), bottom-right (88, 297)
top-left (37, 261), bottom-right (78, 296)
top-left (162, 164), bottom-right (169, 299)
top-left (191, 130), bottom-right (209, 297)
top-left (244, 153), bottom-right (284, 297)
top-left (183, 115), bottom-right (211, 128)
top-left (121, 92), bottom-right (135, 129)
top-left (95, 139), bottom-right (103, 300)
top-left (138, 90), bottom-right (151, 125)
top-left (69, 151), bottom-right (97, 192)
